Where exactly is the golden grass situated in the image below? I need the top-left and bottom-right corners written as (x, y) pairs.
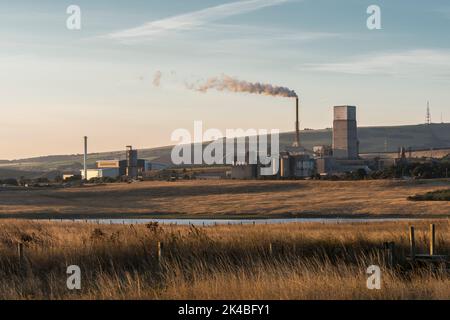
top-left (0, 179), bottom-right (449, 218)
top-left (0, 220), bottom-right (448, 300)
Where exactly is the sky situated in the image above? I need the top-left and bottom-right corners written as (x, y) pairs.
top-left (1, 0), bottom-right (450, 159)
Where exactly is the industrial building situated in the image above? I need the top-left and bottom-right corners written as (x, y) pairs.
top-left (279, 152), bottom-right (315, 178)
top-left (313, 145), bottom-right (332, 158)
top-left (96, 158), bottom-right (151, 178)
top-left (230, 102), bottom-right (372, 179)
top-left (277, 97), bottom-right (316, 178)
top-left (230, 163), bottom-right (258, 179)
top-left (230, 97), bottom-right (316, 179)
top-left (62, 173), bottom-right (81, 181)
top-left (81, 168), bottom-right (120, 180)
top-left (96, 160), bottom-right (128, 176)
top-left (81, 143), bottom-right (151, 181)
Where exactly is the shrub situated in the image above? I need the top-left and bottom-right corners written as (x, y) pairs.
top-left (408, 189), bottom-right (450, 201)
top-left (0, 178), bottom-right (18, 186)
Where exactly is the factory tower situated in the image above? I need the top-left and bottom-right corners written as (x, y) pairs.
top-left (332, 106), bottom-right (359, 159)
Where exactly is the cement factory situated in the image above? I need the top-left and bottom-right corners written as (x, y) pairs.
top-left (228, 97), bottom-right (440, 180)
top-left (65, 96), bottom-right (447, 182)
top-left (76, 98), bottom-right (368, 181)
top-left (230, 99), bottom-right (368, 179)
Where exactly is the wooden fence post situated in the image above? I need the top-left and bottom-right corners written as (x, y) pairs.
top-left (268, 243), bottom-right (273, 256)
top-left (429, 224), bottom-right (435, 256)
top-left (387, 242), bottom-right (395, 268)
top-left (409, 226), bottom-right (416, 261)
top-left (17, 242), bottom-right (24, 265)
top-left (157, 241), bottom-right (163, 264)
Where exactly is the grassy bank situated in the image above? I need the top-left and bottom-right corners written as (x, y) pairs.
top-left (0, 220), bottom-right (448, 299)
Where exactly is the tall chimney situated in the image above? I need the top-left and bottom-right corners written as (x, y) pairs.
top-left (83, 136), bottom-right (88, 181)
top-left (293, 97), bottom-right (300, 147)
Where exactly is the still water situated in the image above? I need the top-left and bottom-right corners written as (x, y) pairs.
top-left (49, 217), bottom-right (419, 226)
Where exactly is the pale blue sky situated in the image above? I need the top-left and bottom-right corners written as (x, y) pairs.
top-left (1, 0), bottom-right (449, 159)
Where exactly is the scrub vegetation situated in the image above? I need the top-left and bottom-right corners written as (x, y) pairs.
top-left (408, 189), bottom-right (450, 201)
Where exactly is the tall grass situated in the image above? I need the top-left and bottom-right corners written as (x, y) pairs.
top-left (0, 220), bottom-right (448, 299)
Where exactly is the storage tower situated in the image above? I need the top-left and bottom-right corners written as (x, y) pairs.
top-left (126, 146), bottom-right (138, 178)
top-left (332, 106), bottom-right (358, 159)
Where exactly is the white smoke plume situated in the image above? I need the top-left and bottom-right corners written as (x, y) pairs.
top-left (153, 71), bottom-right (162, 87)
top-left (188, 74), bottom-right (297, 98)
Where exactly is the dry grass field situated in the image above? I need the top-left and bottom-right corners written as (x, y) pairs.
top-left (0, 179), bottom-right (449, 219)
top-left (0, 219), bottom-right (448, 299)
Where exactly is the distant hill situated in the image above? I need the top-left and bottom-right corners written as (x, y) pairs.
top-left (1, 123), bottom-right (450, 178)
top-left (0, 168), bottom-right (44, 180)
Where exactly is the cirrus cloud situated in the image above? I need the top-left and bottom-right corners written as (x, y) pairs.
top-left (106, 0), bottom-right (293, 41)
top-left (304, 49), bottom-right (450, 77)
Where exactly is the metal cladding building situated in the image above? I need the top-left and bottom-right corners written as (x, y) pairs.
top-left (332, 106), bottom-right (359, 159)
top-left (96, 160), bottom-right (127, 176)
top-left (279, 152), bottom-right (315, 178)
top-left (81, 145), bottom-right (152, 181)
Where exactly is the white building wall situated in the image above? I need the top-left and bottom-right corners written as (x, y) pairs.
top-left (81, 168), bottom-right (119, 180)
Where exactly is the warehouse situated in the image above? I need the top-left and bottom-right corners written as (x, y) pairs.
top-left (81, 143), bottom-right (152, 181)
top-left (81, 168), bottom-right (120, 180)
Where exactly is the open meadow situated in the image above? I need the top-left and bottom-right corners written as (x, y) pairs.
top-left (1, 179), bottom-right (448, 300)
top-left (0, 179), bottom-right (449, 219)
top-left (0, 219), bottom-right (448, 299)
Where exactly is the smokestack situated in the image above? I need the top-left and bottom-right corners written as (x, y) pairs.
top-left (293, 97), bottom-right (300, 147)
top-left (83, 136), bottom-right (88, 181)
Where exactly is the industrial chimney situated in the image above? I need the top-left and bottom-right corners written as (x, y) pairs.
top-left (83, 136), bottom-right (88, 181)
top-left (292, 97), bottom-right (300, 147)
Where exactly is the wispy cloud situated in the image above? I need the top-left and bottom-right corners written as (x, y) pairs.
top-left (305, 50), bottom-right (450, 77)
top-left (206, 23), bottom-right (341, 42)
top-left (199, 24), bottom-right (344, 56)
top-left (106, 0), bottom-right (291, 41)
